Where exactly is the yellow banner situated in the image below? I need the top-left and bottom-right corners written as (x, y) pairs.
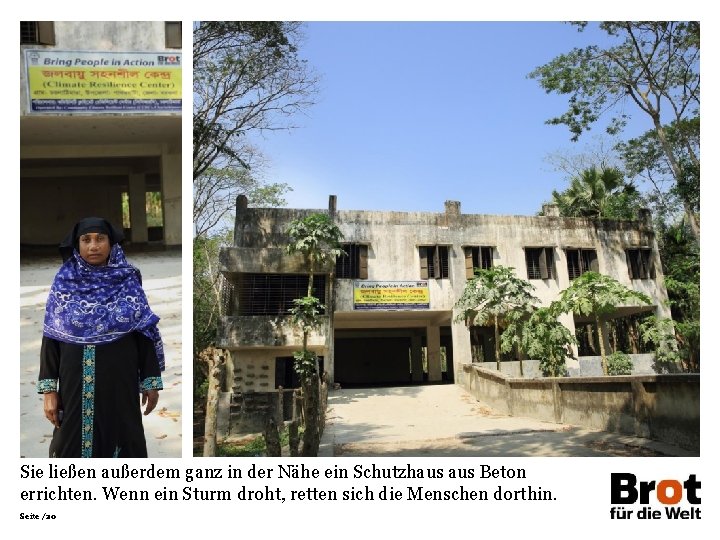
top-left (28, 67), bottom-right (181, 100)
top-left (353, 281), bottom-right (430, 310)
top-left (25, 50), bottom-right (181, 113)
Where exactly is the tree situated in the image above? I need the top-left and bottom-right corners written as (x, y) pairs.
top-left (455, 266), bottom-right (538, 371)
top-left (193, 233), bottom-right (230, 456)
top-left (553, 272), bottom-right (651, 375)
top-left (193, 22), bottom-right (313, 235)
top-left (502, 307), bottom-right (577, 377)
top-left (193, 166), bottom-right (290, 237)
top-left (654, 221), bottom-right (700, 371)
top-left (286, 213), bottom-right (344, 456)
top-left (529, 22), bottom-right (700, 238)
top-left (194, 21), bottom-right (318, 179)
top-left (550, 166), bottom-right (641, 220)
top-left (617, 117), bottom-right (699, 226)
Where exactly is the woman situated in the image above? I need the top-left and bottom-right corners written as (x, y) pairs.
top-left (37, 217), bottom-right (164, 458)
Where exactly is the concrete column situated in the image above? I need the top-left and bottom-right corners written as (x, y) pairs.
top-left (326, 277), bottom-right (336, 384)
top-left (128, 173), bottom-right (148, 243)
top-left (427, 325), bottom-right (442, 382)
top-left (410, 334), bottom-right (423, 382)
top-left (558, 312), bottom-right (578, 358)
top-left (451, 322), bottom-right (471, 384)
top-left (161, 144), bottom-right (182, 246)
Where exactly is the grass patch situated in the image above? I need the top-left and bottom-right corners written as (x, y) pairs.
top-left (215, 425), bottom-right (303, 457)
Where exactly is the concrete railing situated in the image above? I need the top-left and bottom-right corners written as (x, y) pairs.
top-left (461, 364), bottom-right (700, 451)
top-left (218, 315), bottom-right (328, 349)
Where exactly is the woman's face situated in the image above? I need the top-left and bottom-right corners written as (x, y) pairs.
top-left (78, 233), bottom-right (111, 266)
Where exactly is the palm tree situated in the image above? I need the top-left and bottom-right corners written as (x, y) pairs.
top-left (551, 167), bottom-right (638, 219)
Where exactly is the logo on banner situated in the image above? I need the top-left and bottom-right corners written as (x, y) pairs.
top-left (609, 473), bottom-right (701, 520)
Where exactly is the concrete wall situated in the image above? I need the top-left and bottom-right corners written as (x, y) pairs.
top-left (332, 207), bottom-right (669, 312)
top-left (475, 353), bottom-right (659, 378)
top-left (218, 315), bottom-right (329, 350)
top-left (462, 364), bottom-right (699, 451)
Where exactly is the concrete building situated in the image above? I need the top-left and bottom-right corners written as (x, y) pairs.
top-left (218, 196), bottom-right (671, 432)
top-left (20, 21), bottom-right (182, 249)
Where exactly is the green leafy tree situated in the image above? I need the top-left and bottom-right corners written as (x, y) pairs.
top-left (455, 266), bottom-right (538, 371)
top-left (554, 272), bottom-right (651, 375)
top-left (550, 166), bottom-right (641, 220)
top-left (638, 316), bottom-right (683, 373)
top-left (529, 22), bottom-right (700, 238)
top-left (285, 213), bottom-right (344, 456)
top-left (618, 117), bottom-right (699, 219)
top-left (654, 221), bottom-right (700, 371)
top-left (502, 307), bottom-right (577, 377)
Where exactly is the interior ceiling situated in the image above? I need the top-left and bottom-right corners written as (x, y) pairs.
top-left (20, 114), bottom-right (181, 146)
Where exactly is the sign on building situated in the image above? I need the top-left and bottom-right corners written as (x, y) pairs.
top-left (24, 50), bottom-right (181, 113)
top-left (353, 281), bottom-right (430, 310)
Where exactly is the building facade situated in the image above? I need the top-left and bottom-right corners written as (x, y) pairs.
top-left (20, 21), bottom-right (182, 248)
top-left (218, 196), bottom-right (671, 431)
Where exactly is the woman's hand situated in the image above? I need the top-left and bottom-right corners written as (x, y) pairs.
top-left (43, 391), bottom-right (62, 428)
top-left (141, 389), bottom-right (159, 415)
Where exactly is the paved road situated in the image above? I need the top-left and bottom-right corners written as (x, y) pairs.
top-left (319, 384), bottom-right (693, 457)
top-left (19, 251), bottom-right (182, 458)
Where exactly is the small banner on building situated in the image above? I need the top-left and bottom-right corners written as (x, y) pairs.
top-left (353, 281), bottom-right (430, 310)
top-left (24, 50), bottom-right (182, 113)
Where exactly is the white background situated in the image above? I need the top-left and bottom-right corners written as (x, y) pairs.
top-left (4, 3), bottom-right (716, 538)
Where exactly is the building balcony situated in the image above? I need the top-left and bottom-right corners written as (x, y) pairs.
top-left (218, 315), bottom-right (329, 349)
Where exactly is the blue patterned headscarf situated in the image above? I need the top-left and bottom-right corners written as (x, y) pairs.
top-left (43, 243), bottom-right (165, 371)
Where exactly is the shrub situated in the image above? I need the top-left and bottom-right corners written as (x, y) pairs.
top-left (606, 351), bottom-right (633, 375)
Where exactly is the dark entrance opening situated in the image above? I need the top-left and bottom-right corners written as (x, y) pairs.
top-left (334, 327), bottom-right (454, 387)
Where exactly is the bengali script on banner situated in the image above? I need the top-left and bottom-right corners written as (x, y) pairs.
top-left (353, 281), bottom-right (430, 310)
top-left (24, 50), bottom-right (182, 113)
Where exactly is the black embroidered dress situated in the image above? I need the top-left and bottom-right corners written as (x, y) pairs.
top-left (39, 333), bottom-right (162, 458)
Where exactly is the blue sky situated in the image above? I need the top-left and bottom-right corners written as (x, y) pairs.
top-left (250, 21), bottom-right (657, 215)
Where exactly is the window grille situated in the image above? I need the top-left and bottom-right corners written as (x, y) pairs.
top-left (525, 247), bottom-right (555, 280)
top-left (20, 21), bottom-right (54, 44)
top-left (626, 248), bottom-right (655, 280)
top-left (565, 248), bottom-right (598, 280)
top-left (336, 243), bottom-right (368, 279)
top-left (464, 246), bottom-right (494, 278)
top-left (419, 245), bottom-right (449, 279)
top-left (229, 273), bottom-right (326, 316)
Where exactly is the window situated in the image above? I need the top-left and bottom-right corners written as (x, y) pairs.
top-left (525, 247), bottom-right (555, 280)
top-left (565, 248), bottom-right (598, 280)
top-left (20, 22), bottom-right (55, 45)
top-left (626, 248), bottom-right (655, 280)
top-left (165, 22), bottom-right (182, 48)
top-left (231, 273), bottom-right (326, 316)
top-left (336, 243), bottom-right (368, 279)
top-left (463, 246), bottom-right (493, 278)
top-left (419, 245), bottom-right (449, 279)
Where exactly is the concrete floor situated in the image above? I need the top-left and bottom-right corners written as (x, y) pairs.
top-left (319, 384), bottom-right (694, 457)
top-left (19, 251), bottom-right (182, 458)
